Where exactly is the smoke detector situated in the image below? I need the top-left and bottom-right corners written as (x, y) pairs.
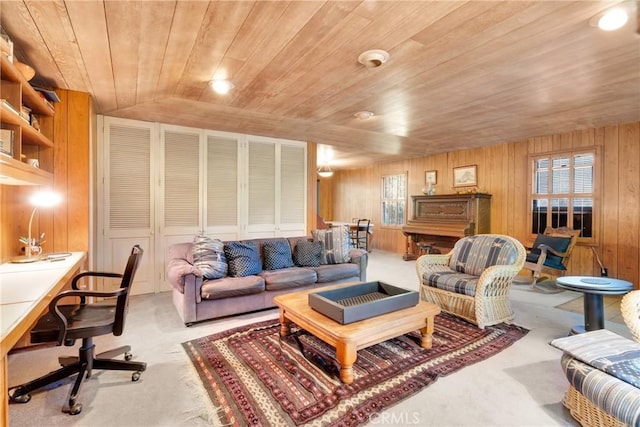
top-left (357, 49), bottom-right (389, 68)
top-left (353, 111), bottom-right (374, 120)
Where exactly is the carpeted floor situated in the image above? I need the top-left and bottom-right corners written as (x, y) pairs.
top-left (555, 295), bottom-right (624, 323)
top-left (183, 313), bottom-right (528, 427)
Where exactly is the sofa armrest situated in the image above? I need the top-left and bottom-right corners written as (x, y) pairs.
top-left (349, 248), bottom-right (368, 282)
top-left (166, 257), bottom-right (202, 294)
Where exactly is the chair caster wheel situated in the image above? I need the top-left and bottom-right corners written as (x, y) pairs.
top-left (9, 390), bottom-right (31, 404)
top-left (124, 352), bottom-right (133, 361)
top-left (132, 371), bottom-right (142, 381)
top-left (64, 402), bottom-right (82, 415)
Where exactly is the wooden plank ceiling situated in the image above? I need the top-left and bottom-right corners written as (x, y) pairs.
top-left (1, 1), bottom-right (639, 169)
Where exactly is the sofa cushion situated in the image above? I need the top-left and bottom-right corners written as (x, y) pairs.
top-left (262, 239), bottom-right (295, 270)
top-left (224, 241), bottom-right (262, 277)
top-left (192, 235), bottom-right (227, 279)
top-left (423, 265), bottom-right (479, 296)
top-left (551, 329), bottom-right (640, 388)
top-left (201, 276), bottom-right (265, 300)
top-left (259, 267), bottom-right (317, 291)
top-left (312, 226), bottom-right (351, 264)
top-left (560, 353), bottom-right (640, 427)
top-left (526, 234), bottom-right (571, 270)
top-left (450, 235), bottom-right (519, 277)
top-left (293, 240), bottom-right (323, 267)
top-left (313, 263), bottom-right (360, 283)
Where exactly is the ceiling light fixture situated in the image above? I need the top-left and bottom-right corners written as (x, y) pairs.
top-left (210, 79), bottom-right (235, 95)
top-left (357, 49), bottom-right (390, 68)
top-left (317, 164), bottom-right (334, 178)
top-left (590, 2), bottom-right (635, 31)
top-left (354, 111), bottom-right (374, 120)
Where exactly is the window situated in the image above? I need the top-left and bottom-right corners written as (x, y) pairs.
top-left (529, 149), bottom-right (598, 241)
top-left (381, 173), bottom-right (406, 226)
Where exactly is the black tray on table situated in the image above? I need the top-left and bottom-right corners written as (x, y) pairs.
top-left (308, 281), bottom-right (419, 324)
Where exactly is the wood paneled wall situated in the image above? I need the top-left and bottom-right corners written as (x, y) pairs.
top-left (0, 89), bottom-right (92, 262)
top-left (329, 121), bottom-right (640, 288)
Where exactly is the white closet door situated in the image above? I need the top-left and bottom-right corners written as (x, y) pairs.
top-left (279, 143), bottom-right (307, 236)
top-left (205, 132), bottom-right (240, 240)
top-left (100, 116), bottom-right (155, 295)
top-left (159, 125), bottom-right (202, 289)
top-left (246, 138), bottom-right (276, 238)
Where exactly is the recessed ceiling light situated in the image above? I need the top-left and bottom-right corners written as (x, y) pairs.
top-left (590, 2), bottom-right (635, 31)
top-left (210, 79), bottom-right (235, 94)
top-left (354, 111), bottom-right (374, 120)
top-left (598, 7), bottom-right (628, 30)
top-left (357, 50), bottom-right (390, 68)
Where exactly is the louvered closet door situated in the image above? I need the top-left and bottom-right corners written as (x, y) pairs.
top-left (279, 143), bottom-right (306, 236)
top-left (246, 139), bottom-right (276, 238)
top-left (205, 132), bottom-right (240, 240)
top-left (159, 125), bottom-right (202, 290)
top-left (100, 117), bottom-right (155, 295)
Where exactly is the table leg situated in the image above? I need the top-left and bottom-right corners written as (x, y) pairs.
top-left (336, 342), bottom-right (357, 384)
top-left (419, 316), bottom-right (435, 349)
top-left (583, 293), bottom-right (605, 331)
top-left (278, 309), bottom-right (291, 337)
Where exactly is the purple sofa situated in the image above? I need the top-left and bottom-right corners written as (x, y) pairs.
top-left (166, 236), bottom-right (368, 326)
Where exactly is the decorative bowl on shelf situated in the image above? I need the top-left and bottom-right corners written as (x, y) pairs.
top-left (14, 61), bottom-right (35, 81)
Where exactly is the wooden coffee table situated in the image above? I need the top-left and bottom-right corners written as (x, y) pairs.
top-left (273, 283), bottom-right (441, 384)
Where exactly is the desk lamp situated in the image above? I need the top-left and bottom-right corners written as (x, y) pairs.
top-left (10, 190), bottom-right (61, 263)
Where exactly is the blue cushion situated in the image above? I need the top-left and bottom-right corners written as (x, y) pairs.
top-left (262, 239), bottom-right (294, 270)
top-left (192, 235), bottom-right (227, 279)
top-left (224, 241), bottom-right (262, 277)
top-left (293, 240), bottom-right (322, 267)
top-left (528, 234), bottom-right (571, 269)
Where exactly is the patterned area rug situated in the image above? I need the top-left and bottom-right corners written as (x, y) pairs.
top-left (183, 313), bottom-right (528, 427)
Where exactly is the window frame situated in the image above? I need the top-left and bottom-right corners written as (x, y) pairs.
top-left (380, 172), bottom-right (407, 228)
top-left (527, 147), bottom-right (601, 245)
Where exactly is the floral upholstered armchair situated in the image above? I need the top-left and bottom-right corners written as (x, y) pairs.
top-left (416, 234), bottom-right (526, 329)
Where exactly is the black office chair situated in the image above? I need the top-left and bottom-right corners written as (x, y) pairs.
top-left (8, 245), bottom-right (146, 415)
top-left (350, 219), bottom-right (371, 251)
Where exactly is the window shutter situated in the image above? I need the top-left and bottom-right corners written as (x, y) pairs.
top-left (280, 145), bottom-right (305, 224)
top-left (164, 131), bottom-right (200, 227)
top-left (207, 135), bottom-right (238, 226)
top-left (109, 125), bottom-right (151, 229)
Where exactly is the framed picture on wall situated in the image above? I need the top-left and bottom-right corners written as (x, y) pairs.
top-left (453, 165), bottom-right (477, 187)
top-left (425, 170), bottom-right (437, 185)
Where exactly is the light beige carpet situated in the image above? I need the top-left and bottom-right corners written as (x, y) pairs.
top-left (555, 295), bottom-right (624, 324)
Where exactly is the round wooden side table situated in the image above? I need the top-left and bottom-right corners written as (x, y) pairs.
top-left (556, 276), bottom-right (633, 334)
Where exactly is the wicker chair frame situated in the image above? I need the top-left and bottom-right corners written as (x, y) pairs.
top-left (416, 234), bottom-right (526, 329)
top-left (561, 290), bottom-right (640, 426)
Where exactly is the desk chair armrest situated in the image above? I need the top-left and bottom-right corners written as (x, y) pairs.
top-left (71, 271), bottom-right (123, 290)
top-left (49, 288), bottom-right (127, 345)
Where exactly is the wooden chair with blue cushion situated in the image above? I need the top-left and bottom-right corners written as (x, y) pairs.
top-left (522, 226), bottom-right (580, 293)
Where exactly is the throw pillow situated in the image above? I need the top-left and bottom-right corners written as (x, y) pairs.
top-left (224, 241), bottom-right (262, 277)
top-left (312, 226), bottom-right (351, 264)
top-left (192, 235), bottom-right (227, 280)
top-left (262, 240), bottom-right (295, 270)
top-left (293, 240), bottom-right (323, 267)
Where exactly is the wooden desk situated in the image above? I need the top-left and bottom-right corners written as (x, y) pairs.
top-left (0, 252), bottom-right (86, 425)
